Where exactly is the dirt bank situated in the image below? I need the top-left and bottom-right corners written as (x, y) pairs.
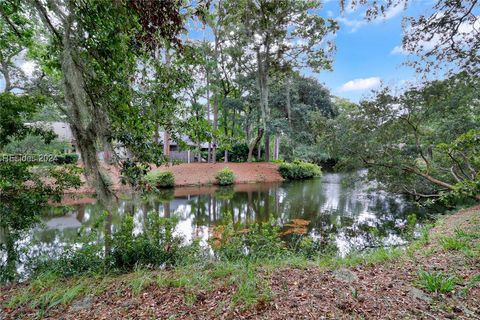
top-left (66, 162), bottom-right (283, 194)
top-left (154, 162), bottom-right (283, 186)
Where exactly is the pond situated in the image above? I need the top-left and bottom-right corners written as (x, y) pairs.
top-left (27, 170), bottom-right (436, 261)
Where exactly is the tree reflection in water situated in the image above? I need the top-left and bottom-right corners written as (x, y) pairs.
top-left (4, 171), bottom-right (439, 276)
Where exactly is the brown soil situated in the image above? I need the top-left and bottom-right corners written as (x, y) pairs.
top-left (65, 162), bottom-right (282, 194)
top-left (153, 162), bottom-right (283, 186)
top-left (2, 206), bottom-right (479, 319)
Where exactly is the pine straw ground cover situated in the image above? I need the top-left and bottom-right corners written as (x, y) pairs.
top-left (1, 206), bottom-right (479, 320)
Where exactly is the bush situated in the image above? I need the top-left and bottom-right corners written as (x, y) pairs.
top-left (216, 143), bottom-right (250, 162)
top-left (215, 168), bottom-right (235, 185)
top-left (278, 160), bottom-right (321, 180)
top-left (54, 153), bottom-right (79, 165)
top-left (28, 213), bottom-right (196, 278)
top-left (210, 215), bottom-right (286, 261)
top-left (143, 170), bottom-right (175, 188)
top-left (111, 214), bottom-right (182, 270)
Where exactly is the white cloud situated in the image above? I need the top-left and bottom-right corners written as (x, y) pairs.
top-left (338, 1), bottom-right (406, 32)
top-left (340, 77), bottom-right (381, 92)
top-left (390, 45), bottom-right (408, 55)
top-left (336, 17), bottom-right (366, 33)
top-left (382, 3), bottom-right (405, 20)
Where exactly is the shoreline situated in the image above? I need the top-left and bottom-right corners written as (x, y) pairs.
top-left (66, 162), bottom-right (283, 194)
top-left (2, 205), bottom-right (479, 319)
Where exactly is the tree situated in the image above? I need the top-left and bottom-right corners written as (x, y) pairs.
top-left (270, 73), bottom-right (337, 163)
top-left (320, 73), bottom-right (480, 201)
top-left (0, 92), bottom-right (80, 282)
top-left (1, 0), bottom-right (191, 206)
top-left (345, 0), bottom-right (479, 75)
top-left (222, 0), bottom-right (338, 161)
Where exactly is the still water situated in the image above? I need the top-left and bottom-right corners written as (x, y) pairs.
top-left (32, 171), bottom-right (432, 258)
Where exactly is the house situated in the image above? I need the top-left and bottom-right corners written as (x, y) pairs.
top-left (30, 121), bottom-right (208, 163)
top-left (25, 121), bottom-right (76, 153)
top-left (159, 131), bottom-right (209, 163)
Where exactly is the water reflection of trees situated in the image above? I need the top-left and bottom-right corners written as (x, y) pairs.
top-left (31, 173), bottom-right (429, 262)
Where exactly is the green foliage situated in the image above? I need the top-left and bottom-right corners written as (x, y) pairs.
top-left (216, 143), bottom-right (249, 162)
top-left (318, 74), bottom-right (480, 203)
top-left (288, 236), bottom-right (337, 259)
top-left (29, 213), bottom-right (190, 279)
top-left (0, 162), bottom-right (81, 282)
top-left (143, 170), bottom-right (175, 188)
top-left (210, 216), bottom-right (286, 261)
top-left (29, 216), bottom-right (106, 278)
top-left (33, 243), bottom-right (105, 279)
top-left (54, 153), bottom-right (79, 165)
top-left (111, 214), bottom-right (182, 270)
top-left (438, 236), bottom-right (468, 251)
top-left (278, 160), bottom-right (322, 180)
top-left (417, 270), bottom-right (458, 294)
top-left (2, 134), bottom-right (70, 155)
top-left (215, 168), bottom-right (235, 186)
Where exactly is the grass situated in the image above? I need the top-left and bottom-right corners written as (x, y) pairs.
top-left (6, 271), bottom-right (112, 313)
top-left (128, 269), bottom-right (154, 295)
top-left (231, 266), bottom-right (272, 310)
top-left (317, 247), bottom-right (403, 269)
top-left (5, 207), bottom-right (480, 317)
top-left (454, 228), bottom-right (480, 240)
top-left (459, 273), bottom-right (480, 297)
top-left (4, 248), bottom-right (406, 315)
top-left (417, 270), bottom-right (458, 294)
top-left (438, 235), bottom-right (468, 251)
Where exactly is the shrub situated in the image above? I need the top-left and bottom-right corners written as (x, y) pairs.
top-left (111, 214), bottom-right (182, 270)
top-left (28, 213), bottom-right (197, 278)
top-left (210, 215), bottom-right (286, 261)
top-left (216, 143), bottom-right (249, 162)
top-left (278, 160), bottom-right (321, 180)
top-left (143, 170), bottom-right (175, 188)
top-left (215, 168), bottom-right (235, 185)
top-left (28, 222), bottom-right (106, 278)
top-left (54, 153), bottom-right (79, 165)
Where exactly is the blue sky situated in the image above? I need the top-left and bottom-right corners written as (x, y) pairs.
top-left (313, 0), bottom-right (435, 102)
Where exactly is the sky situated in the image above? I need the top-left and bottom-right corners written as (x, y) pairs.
top-left (312, 0), bottom-right (435, 102)
top-left (1, 1), bottom-right (436, 103)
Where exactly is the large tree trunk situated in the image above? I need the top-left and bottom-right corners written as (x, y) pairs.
top-left (35, 3), bottom-right (116, 266)
top-left (247, 128), bottom-right (264, 162)
top-left (205, 49), bottom-right (212, 163)
top-left (274, 135), bottom-right (280, 160)
top-left (164, 48), bottom-right (172, 162)
top-left (264, 134), bottom-right (270, 162)
top-left (256, 47), bottom-right (270, 162)
top-left (212, 98), bottom-right (218, 163)
top-left (285, 75), bottom-right (292, 127)
top-left (163, 130), bottom-right (170, 158)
